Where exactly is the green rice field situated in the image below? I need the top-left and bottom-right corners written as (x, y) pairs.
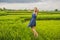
top-left (0, 11), bottom-right (60, 40)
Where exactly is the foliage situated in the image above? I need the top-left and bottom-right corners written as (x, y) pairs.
top-left (0, 11), bottom-right (60, 40)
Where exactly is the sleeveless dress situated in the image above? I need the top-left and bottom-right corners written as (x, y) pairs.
top-left (28, 13), bottom-right (36, 27)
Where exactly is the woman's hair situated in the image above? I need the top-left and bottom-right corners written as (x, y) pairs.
top-left (34, 7), bottom-right (39, 14)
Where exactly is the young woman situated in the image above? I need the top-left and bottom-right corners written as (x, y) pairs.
top-left (28, 7), bottom-right (39, 37)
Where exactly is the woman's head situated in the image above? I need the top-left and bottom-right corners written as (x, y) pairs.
top-left (34, 7), bottom-right (39, 14)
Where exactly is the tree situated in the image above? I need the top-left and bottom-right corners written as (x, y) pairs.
top-left (3, 7), bottom-right (6, 10)
top-left (55, 9), bottom-right (58, 11)
top-left (0, 8), bottom-right (2, 11)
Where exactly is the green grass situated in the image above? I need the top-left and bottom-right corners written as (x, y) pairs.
top-left (37, 20), bottom-right (60, 40)
top-left (0, 14), bottom-right (60, 20)
top-left (26, 20), bottom-right (60, 40)
top-left (0, 17), bottom-right (60, 40)
top-left (0, 11), bottom-right (60, 40)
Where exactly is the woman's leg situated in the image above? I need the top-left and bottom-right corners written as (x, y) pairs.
top-left (31, 26), bottom-right (38, 37)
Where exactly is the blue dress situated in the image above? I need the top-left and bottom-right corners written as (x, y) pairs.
top-left (28, 13), bottom-right (36, 27)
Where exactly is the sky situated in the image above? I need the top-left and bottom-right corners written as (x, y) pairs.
top-left (0, 0), bottom-right (60, 10)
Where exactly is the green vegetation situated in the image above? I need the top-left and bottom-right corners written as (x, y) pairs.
top-left (0, 10), bottom-right (60, 40)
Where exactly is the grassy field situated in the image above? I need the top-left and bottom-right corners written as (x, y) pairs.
top-left (0, 19), bottom-right (60, 40)
top-left (0, 11), bottom-right (60, 40)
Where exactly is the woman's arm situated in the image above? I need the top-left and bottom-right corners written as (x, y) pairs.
top-left (34, 7), bottom-right (39, 15)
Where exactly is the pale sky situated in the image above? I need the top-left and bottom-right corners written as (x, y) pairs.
top-left (0, 0), bottom-right (60, 10)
